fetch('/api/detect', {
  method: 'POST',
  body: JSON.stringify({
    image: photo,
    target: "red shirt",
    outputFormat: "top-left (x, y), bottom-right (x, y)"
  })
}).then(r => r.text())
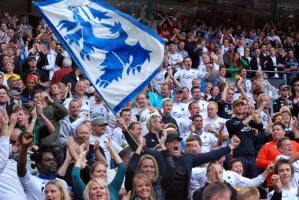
top-left (256, 140), bottom-right (299, 186)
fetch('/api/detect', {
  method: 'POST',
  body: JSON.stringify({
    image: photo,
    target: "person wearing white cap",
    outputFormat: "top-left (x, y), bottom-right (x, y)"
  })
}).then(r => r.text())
top-left (89, 117), bottom-right (122, 169)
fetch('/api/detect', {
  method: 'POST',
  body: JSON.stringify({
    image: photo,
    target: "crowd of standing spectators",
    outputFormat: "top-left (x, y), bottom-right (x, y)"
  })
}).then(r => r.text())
top-left (0, 3), bottom-right (299, 200)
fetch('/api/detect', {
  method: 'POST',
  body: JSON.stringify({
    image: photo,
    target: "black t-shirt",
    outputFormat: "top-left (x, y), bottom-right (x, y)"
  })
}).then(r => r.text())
top-left (144, 132), bottom-right (160, 148)
top-left (273, 96), bottom-right (293, 113)
top-left (218, 101), bottom-right (232, 119)
top-left (165, 158), bottom-right (188, 200)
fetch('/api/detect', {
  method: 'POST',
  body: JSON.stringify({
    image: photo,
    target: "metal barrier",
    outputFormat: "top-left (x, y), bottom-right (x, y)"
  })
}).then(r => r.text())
top-left (226, 69), bottom-right (288, 88)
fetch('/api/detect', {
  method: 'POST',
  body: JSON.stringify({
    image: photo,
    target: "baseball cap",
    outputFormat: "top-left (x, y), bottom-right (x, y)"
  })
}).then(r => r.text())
top-left (173, 87), bottom-right (183, 94)
top-left (91, 117), bottom-right (108, 126)
top-left (165, 129), bottom-right (182, 143)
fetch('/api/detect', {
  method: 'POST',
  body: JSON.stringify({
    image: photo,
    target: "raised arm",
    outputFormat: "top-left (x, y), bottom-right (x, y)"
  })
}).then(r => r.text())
top-left (107, 137), bottom-right (122, 165)
top-left (57, 145), bottom-right (73, 177)
top-left (0, 110), bottom-right (10, 174)
top-left (94, 139), bottom-right (107, 164)
top-left (107, 137), bottom-right (127, 195)
top-left (71, 144), bottom-right (88, 200)
top-left (36, 101), bottom-right (55, 133)
top-left (117, 117), bottom-right (138, 151)
top-left (230, 163), bottom-right (273, 187)
top-left (17, 132), bottom-right (33, 177)
top-left (192, 135), bottom-right (240, 167)
top-left (221, 83), bottom-right (228, 102)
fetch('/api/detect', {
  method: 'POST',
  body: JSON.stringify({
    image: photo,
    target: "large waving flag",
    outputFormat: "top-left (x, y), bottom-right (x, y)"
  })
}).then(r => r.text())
top-left (34, 0), bottom-right (164, 114)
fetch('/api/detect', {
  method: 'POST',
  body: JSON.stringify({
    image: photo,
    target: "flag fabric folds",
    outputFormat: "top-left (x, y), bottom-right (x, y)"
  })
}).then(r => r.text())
top-left (34, 0), bottom-right (165, 114)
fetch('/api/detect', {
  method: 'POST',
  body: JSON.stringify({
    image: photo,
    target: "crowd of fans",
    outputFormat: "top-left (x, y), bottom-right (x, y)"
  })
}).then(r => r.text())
top-left (0, 3), bottom-right (299, 200)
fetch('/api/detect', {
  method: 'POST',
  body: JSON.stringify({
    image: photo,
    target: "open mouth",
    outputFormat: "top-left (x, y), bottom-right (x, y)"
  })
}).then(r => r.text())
top-left (96, 194), bottom-right (104, 199)
top-left (173, 146), bottom-right (180, 153)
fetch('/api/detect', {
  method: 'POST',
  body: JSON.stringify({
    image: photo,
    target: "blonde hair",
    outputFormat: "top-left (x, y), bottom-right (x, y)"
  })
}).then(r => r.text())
top-left (256, 93), bottom-right (269, 108)
top-left (237, 187), bottom-right (260, 200)
top-left (84, 178), bottom-right (110, 200)
top-left (146, 113), bottom-right (162, 130)
top-left (45, 180), bottom-right (71, 200)
top-left (136, 154), bottom-right (159, 182)
top-left (131, 174), bottom-right (156, 200)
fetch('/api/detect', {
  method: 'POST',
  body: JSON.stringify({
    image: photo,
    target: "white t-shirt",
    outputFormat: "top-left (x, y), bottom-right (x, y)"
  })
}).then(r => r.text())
top-left (197, 100), bottom-right (209, 119)
top-left (168, 52), bottom-right (183, 66)
top-left (0, 136), bottom-right (26, 200)
top-left (185, 131), bottom-right (218, 153)
top-left (174, 68), bottom-right (199, 90)
top-left (112, 127), bottom-right (127, 147)
top-left (268, 187), bottom-right (298, 200)
top-left (189, 167), bottom-right (207, 200)
top-left (171, 102), bottom-right (190, 126)
top-left (224, 170), bottom-right (265, 188)
top-left (203, 117), bottom-right (228, 137)
top-left (267, 35), bottom-right (281, 44)
top-left (179, 118), bottom-right (192, 139)
top-left (152, 69), bottom-right (167, 94)
top-left (90, 134), bottom-right (123, 169)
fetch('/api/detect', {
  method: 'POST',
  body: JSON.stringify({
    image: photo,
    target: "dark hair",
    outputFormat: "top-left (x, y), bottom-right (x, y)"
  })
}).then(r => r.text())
top-left (252, 89), bottom-right (264, 96)
top-left (192, 114), bottom-right (203, 122)
top-left (272, 122), bottom-right (286, 130)
top-left (119, 109), bottom-right (131, 116)
top-left (228, 158), bottom-right (243, 170)
top-left (128, 121), bottom-right (141, 131)
top-left (186, 135), bottom-right (202, 146)
top-left (0, 84), bottom-right (8, 94)
top-left (30, 145), bottom-right (55, 169)
top-left (274, 159), bottom-right (294, 176)
top-left (188, 101), bottom-right (198, 111)
top-left (118, 147), bottom-right (133, 160)
top-left (191, 86), bottom-right (201, 93)
top-left (276, 137), bottom-right (290, 149)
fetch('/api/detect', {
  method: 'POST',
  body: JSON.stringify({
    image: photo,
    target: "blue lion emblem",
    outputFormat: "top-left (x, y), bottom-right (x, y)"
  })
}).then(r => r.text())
top-left (58, 2), bottom-right (151, 88)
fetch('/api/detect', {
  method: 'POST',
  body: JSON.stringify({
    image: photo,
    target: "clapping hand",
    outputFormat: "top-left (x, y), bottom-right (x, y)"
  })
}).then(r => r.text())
top-left (116, 117), bottom-right (127, 131)
top-left (21, 132), bottom-right (33, 147)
